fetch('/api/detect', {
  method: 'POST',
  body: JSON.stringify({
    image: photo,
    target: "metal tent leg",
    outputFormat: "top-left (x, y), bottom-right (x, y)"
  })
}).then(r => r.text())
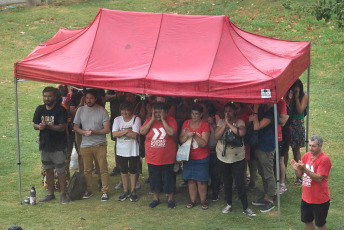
top-left (274, 104), bottom-right (280, 221)
top-left (14, 77), bottom-right (22, 204)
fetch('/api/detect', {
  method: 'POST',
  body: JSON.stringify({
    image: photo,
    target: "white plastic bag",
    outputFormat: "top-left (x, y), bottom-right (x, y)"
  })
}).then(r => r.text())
top-left (176, 138), bottom-right (192, 162)
top-left (69, 148), bottom-right (79, 170)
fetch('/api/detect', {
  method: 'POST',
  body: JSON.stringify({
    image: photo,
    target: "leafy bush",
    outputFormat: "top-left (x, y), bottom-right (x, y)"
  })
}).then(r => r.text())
top-left (284, 0), bottom-right (344, 28)
top-left (312, 0), bottom-right (344, 27)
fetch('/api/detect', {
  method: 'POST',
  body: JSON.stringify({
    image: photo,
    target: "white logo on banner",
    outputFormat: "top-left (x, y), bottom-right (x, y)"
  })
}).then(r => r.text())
top-left (261, 89), bottom-right (271, 98)
top-left (151, 128), bottom-right (167, 148)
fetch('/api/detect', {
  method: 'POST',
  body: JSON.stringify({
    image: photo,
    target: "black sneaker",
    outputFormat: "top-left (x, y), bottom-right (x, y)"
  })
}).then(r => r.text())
top-left (168, 200), bottom-right (176, 209)
top-left (260, 201), bottom-right (275, 213)
top-left (60, 193), bottom-right (69, 204)
top-left (211, 193), bottom-right (219, 202)
top-left (248, 181), bottom-right (256, 191)
top-left (39, 194), bottom-right (56, 203)
top-left (243, 208), bottom-right (256, 216)
top-left (82, 191), bottom-right (93, 199)
top-left (118, 191), bottom-right (129, 201)
top-left (149, 199), bottom-right (160, 208)
top-left (129, 191), bottom-right (138, 202)
top-left (101, 193), bottom-right (109, 202)
top-left (252, 197), bottom-right (269, 206)
top-left (110, 167), bottom-right (120, 176)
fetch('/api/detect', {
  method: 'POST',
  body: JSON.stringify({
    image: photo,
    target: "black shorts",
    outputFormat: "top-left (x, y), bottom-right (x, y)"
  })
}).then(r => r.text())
top-left (278, 141), bottom-right (284, 157)
top-left (148, 163), bottom-right (176, 194)
top-left (301, 199), bottom-right (330, 227)
top-left (118, 156), bottom-right (139, 174)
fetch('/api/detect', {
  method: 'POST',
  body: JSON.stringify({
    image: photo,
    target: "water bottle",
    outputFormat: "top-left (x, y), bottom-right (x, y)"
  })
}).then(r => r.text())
top-left (30, 186), bottom-right (36, 205)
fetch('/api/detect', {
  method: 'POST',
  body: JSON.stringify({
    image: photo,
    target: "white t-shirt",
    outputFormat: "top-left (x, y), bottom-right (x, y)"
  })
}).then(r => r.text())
top-left (112, 116), bottom-right (141, 157)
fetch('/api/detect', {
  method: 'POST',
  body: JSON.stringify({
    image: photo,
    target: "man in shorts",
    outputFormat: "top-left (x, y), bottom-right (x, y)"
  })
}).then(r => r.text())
top-left (291, 135), bottom-right (331, 230)
top-left (33, 87), bottom-right (68, 204)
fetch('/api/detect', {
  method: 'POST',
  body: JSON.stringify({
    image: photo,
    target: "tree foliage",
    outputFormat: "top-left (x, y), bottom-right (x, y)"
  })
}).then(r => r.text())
top-left (312, 0), bottom-right (344, 27)
top-left (283, 0), bottom-right (344, 28)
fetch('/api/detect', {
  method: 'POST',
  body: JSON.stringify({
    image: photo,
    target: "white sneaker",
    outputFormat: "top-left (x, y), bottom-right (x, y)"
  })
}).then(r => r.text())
top-left (115, 181), bottom-right (123, 190)
top-left (222, 204), bottom-right (232, 214)
top-left (135, 181), bottom-right (141, 189)
top-left (280, 185), bottom-right (287, 194)
top-left (101, 193), bottom-right (109, 202)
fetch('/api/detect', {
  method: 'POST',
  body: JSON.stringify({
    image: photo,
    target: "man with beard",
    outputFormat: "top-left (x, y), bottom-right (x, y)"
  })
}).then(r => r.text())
top-left (33, 87), bottom-right (68, 204)
top-left (74, 89), bottom-right (110, 201)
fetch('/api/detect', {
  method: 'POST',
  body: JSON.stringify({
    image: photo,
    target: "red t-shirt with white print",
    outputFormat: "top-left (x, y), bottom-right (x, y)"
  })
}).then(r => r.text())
top-left (301, 152), bottom-right (331, 204)
top-left (143, 115), bottom-right (178, 165)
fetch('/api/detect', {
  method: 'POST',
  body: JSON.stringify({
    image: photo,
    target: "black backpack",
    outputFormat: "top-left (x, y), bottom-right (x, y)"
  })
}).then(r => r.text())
top-left (66, 172), bottom-right (86, 201)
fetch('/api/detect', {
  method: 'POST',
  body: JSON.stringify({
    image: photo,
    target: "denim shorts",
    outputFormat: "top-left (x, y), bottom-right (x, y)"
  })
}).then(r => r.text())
top-left (182, 157), bottom-right (209, 182)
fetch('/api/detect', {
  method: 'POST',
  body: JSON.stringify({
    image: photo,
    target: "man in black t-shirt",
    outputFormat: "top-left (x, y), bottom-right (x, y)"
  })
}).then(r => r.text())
top-left (33, 87), bottom-right (68, 204)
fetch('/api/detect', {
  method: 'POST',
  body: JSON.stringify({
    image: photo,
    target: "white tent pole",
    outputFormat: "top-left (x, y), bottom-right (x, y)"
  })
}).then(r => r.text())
top-left (14, 77), bottom-right (22, 204)
top-left (274, 104), bottom-right (280, 221)
top-left (305, 66), bottom-right (310, 152)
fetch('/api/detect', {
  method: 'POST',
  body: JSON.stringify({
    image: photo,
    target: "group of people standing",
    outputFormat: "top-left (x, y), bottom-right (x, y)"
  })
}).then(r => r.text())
top-left (33, 79), bottom-right (331, 228)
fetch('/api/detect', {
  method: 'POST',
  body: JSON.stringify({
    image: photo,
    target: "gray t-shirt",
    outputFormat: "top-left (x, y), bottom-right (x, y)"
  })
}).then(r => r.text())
top-left (74, 105), bottom-right (109, 148)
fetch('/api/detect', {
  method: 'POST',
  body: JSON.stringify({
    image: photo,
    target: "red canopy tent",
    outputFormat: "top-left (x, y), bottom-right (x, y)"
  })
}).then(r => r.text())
top-left (14, 9), bottom-right (311, 219)
top-left (15, 8), bottom-right (310, 103)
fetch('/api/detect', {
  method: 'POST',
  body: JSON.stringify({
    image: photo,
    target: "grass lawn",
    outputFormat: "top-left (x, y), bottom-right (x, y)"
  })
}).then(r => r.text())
top-left (0, 0), bottom-right (343, 229)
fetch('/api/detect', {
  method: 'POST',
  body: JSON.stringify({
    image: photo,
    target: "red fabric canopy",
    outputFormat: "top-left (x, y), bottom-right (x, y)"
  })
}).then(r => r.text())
top-left (15, 8), bottom-right (310, 103)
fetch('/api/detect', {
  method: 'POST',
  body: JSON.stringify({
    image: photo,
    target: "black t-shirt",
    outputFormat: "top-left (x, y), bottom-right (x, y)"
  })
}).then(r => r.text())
top-left (106, 90), bottom-right (125, 123)
top-left (282, 103), bottom-right (292, 141)
top-left (33, 104), bottom-right (68, 152)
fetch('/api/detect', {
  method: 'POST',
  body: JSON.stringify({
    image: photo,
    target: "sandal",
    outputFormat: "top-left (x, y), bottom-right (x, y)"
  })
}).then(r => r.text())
top-left (186, 202), bottom-right (196, 209)
top-left (201, 202), bottom-right (209, 210)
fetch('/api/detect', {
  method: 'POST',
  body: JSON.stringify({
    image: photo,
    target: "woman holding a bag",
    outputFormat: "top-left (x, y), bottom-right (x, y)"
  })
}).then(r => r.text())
top-left (180, 103), bottom-right (210, 210)
top-left (215, 103), bottom-right (256, 216)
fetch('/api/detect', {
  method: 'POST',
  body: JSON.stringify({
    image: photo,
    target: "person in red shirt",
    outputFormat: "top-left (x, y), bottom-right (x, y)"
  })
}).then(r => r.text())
top-left (291, 135), bottom-right (331, 230)
top-left (180, 103), bottom-right (211, 210)
top-left (140, 102), bottom-right (178, 209)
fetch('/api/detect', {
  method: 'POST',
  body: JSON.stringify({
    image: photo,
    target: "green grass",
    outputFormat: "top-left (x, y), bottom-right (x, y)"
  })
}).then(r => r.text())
top-left (0, 0), bottom-right (343, 229)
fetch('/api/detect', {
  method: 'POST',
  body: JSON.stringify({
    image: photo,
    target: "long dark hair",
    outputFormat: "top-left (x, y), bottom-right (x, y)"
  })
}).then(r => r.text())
top-left (292, 79), bottom-right (305, 103)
